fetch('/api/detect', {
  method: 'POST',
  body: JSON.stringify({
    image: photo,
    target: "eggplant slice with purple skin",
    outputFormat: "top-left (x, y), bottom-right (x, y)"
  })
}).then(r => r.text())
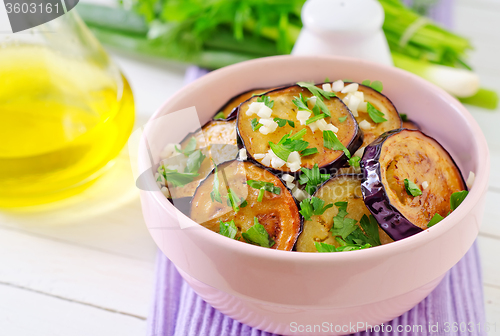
top-left (402, 119), bottom-right (421, 130)
top-left (360, 129), bottom-right (467, 240)
top-left (214, 88), bottom-right (273, 120)
top-left (190, 160), bottom-right (302, 250)
top-left (337, 83), bottom-right (402, 147)
top-left (237, 85), bottom-right (362, 174)
top-left (164, 120), bottom-right (238, 199)
top-left (296, 174), bottom-right (392, 252)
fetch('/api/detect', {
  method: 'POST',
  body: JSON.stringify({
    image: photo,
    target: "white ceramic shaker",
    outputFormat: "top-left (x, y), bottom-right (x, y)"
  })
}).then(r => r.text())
top-left (292, 0), bottom-right (393, 66)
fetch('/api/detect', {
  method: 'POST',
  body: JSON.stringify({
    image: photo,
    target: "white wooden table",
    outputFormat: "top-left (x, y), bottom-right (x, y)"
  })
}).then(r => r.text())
top-left (0, 0), bottom-right (499, 334)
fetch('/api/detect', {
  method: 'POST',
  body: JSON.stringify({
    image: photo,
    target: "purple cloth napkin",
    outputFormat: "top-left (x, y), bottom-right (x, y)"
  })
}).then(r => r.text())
top-left (147, 66), bottom-right (487, 336)
top-left (148, 242), bottom-right (486, 336)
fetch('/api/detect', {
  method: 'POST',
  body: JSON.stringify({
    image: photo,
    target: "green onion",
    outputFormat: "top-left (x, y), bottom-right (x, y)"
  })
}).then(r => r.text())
top-left (79, 1), bottom-right (497, 108)
top-left (459, 89), bottom-right (499, 110)
top-left (392, 52), bottom-right (479, 98)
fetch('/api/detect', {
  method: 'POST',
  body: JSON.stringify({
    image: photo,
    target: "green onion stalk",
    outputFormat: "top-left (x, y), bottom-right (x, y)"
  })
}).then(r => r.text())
top-left (77, 0), bottom-right (497, 109)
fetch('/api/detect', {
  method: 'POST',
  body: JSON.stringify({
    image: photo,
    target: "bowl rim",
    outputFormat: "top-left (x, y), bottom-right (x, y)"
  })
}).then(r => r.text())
top-left (141, 54), bottom-right (490, 263)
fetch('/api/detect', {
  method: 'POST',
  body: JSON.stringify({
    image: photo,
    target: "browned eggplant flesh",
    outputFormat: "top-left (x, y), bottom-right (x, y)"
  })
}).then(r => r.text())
top-left (190, 160), bottom-right (302, 250)
top-left (336, 83), bottom-right (402, 146)
top-left (237, 85), bottom-right (362, 173)
top-left (160, 120), bottom-right (238, 199)
top-left (296, 174), bottom-right (392, 252)
top-left (361, 129), bottom-right (466, 238)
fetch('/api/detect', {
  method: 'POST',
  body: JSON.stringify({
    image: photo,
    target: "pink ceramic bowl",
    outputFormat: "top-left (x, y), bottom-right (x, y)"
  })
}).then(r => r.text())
top-left (138, 55), bottom-right (489, 335)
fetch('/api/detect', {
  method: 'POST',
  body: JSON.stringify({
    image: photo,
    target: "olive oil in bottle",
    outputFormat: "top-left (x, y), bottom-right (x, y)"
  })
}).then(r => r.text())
top-left (0, 45), bottom-right (135, 207)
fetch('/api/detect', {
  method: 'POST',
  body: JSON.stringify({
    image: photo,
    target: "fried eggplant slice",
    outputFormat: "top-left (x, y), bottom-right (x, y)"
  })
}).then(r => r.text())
top-left (402, 119), bottom-right (421, 130)
top-left (296, 174), bottom-right (392, 252)
top-left (214, 88), bottom-right (272, 120)
top-left (361, 129), bottom-right (466, 240)
top-left (237, 85), bottom-right (362, 174)
top-left (337, 83), bottom-right (402, 146)
top-left (190, 160), bottom-right (301, 250)
top-left (165, 120), bottom-right (238, 199)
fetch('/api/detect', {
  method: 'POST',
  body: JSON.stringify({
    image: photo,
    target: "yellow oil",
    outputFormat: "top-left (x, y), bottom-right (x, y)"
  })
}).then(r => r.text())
top-left (0, 45), bottom-right (135, 207)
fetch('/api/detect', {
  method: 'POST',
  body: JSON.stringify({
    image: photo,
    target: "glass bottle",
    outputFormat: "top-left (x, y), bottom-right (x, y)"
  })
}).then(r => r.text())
top-left (0, 11), bottom-right (135, 207)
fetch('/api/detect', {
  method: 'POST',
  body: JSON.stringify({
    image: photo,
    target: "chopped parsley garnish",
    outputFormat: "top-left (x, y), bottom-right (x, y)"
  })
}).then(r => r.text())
top-left (300, 147), bottom-right (318, 157)
top-left (297, 81), bottom-right (336, 100)
top-left (307, 194), bottom-right (380, 251)
top-left (358, 214), bottom-right (381, 246)
top-left (299, 197), bottom-right (333, 221)
top-left (242, 217), bottom-right (275, 248)
top-left (314, 242), bottom-right (336, 253)
top-left (404, 179), bottom-right (422, 197)
top-left (305, 113), bottom-right (327, 125)
top-left (160, 168), bottom-right (198, 187)
top-left (324, 77), bottom-right (330, 82)
top-left (314, 240), bottom-right (371, 253)
top-left (348, 156), bottom-right (361, 168)
top-left (209, 161), bottom-right (247, 210)
top-left (175, 137), bottom-right (197, 156)
top-left (311, 102), bottom-right (321, 116)
top-left (450, 190), bottom-right (468, 211)
top-left (426, 190), bottom-right (467, 227)
top-left (219, 219), bottom-right (238, 239)
top-left (274, 117), bottom-right (295, 128)
top-left (256, 95), bottom-right (274, 109)
top-left (335, 237), bottom-right (372, 251)
top-left (251, 118), bottom-right (262, 131)
top-left (226, 187), bottom-right (247, 212)
top-left (210, 161), bottom-right (222, 203)
top-left (427, 213), bottom-right (444, 228)
top-left (292, 93), bottom-right (311, 112)
top-left (269, 129), bottom-right (309, 161)
top-left (330, 202), bottom-right (358, 239)
top-left (328, 203), bottom-right (381, 249)
top-left (361, 79), bottom-right (383, 92)
top-left (400, 113), bottom-right (408, 122)
top-left (185, 150), bottom-right (206, 174)
top-left (323, 130), bottom-right (351, 158)
top-left (213, 111), bottom-right (225, 120)
top-left (338, 116), bottom-right (348, 123)
top-left (367, 102), bottom-right (387, 124)
top-left (298, 164), bottom-right (330, 195)
top-left (247, 180), bottom-right (281, 202)
top-left (296, 82), bottom-right (335, 117)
